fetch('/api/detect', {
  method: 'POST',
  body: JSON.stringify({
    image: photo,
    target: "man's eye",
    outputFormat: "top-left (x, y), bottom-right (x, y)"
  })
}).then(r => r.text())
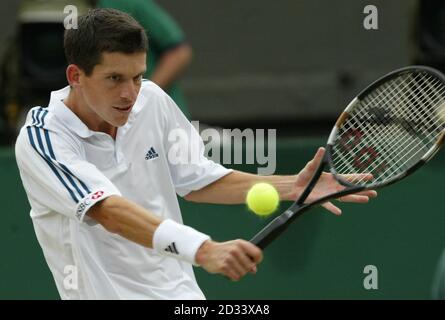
top-left (109, 75), bottom-right (120, 81)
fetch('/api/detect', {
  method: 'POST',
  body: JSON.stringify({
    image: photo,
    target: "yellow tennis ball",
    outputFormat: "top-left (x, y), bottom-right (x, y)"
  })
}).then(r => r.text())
top-left (246, 183), bottom-right (280, 216)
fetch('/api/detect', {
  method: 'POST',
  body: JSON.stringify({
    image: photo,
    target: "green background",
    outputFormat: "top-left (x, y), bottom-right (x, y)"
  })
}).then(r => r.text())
top-left (1, 138), bottom-right (445, 299)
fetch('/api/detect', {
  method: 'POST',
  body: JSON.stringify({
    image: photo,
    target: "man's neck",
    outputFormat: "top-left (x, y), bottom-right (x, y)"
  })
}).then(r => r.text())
top-left (63, 89), bottom-right (117, 139)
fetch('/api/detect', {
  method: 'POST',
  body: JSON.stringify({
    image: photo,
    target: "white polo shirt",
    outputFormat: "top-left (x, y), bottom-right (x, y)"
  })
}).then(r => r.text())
top-left (15, 81), bottom-right (232, 300)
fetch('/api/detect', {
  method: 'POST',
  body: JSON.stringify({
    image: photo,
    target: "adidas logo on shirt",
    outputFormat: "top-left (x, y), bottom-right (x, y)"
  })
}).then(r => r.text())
top-left (145, 147), bottom-right (159, 160)
top-left (164, 242), bottom-right (179, 255)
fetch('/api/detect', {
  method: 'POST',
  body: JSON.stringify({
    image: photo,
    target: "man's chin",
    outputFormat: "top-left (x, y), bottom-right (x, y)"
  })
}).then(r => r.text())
top-left (113, 119), bottom-right (129, 127)
top-left (108, 115), bottom-right (129, 128)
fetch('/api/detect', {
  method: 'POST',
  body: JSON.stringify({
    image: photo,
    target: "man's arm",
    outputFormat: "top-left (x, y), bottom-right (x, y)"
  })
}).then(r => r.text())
top-left (88, 195), bottom-right (162, 247)
top-left (150, 43), bottom-right (192, 90)
top-left (88, 195), bottom-right (262, 281)
top-left (184, 148), bottom-right (378, 215)
top-left (184, 170), bottom-right (297, 204)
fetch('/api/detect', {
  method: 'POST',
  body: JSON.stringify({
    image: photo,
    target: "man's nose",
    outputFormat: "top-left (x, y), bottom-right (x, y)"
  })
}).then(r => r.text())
top-left (120, 81), bottom-right (138, 102)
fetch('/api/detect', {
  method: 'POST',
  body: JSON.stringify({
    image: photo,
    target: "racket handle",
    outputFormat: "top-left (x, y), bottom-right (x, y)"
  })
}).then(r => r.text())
top-left (250, 210), bottom-right (294, 249)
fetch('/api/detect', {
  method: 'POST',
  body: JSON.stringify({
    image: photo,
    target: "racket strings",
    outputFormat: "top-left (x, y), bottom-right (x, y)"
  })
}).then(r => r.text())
top-left (335, 75), bottom-right (423, 175)
top-left (360, 73), bottom-right (442, 142)
top-left (349, 75), bottom-right (445, 182)
top-left (347, 75), bottom-right (444, 178)
top-left (351, 75), bottom-right (445, 182)
top-left (363, 75), bottom-right (445, 173)
top-left (364, 79), bottom-right (445, 179)
top-left (333, 74), bottom-right (431, 177)
top-left (332, 71), bottom-right (445, 186)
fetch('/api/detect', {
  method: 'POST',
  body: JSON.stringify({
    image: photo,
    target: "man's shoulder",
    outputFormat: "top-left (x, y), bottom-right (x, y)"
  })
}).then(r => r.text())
top-left (18, 106), bottom-right (66, 134)
top-left (15, 106), bottom-right (77, 153)
top-left (136, 80), bottom-right (175, 114)
top-left (139, 80), bottom-right (169, 100)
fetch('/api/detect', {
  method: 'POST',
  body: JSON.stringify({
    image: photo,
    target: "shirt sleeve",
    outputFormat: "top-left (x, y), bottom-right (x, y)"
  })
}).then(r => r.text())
top-left (159, 90), bottom-right (233, 197)
top-left (15, 126), bottom-right (121, 225)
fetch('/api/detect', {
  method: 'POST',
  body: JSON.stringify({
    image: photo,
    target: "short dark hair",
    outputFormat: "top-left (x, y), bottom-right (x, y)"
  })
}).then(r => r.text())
top-left (64, 8), bottom-right (148, 76)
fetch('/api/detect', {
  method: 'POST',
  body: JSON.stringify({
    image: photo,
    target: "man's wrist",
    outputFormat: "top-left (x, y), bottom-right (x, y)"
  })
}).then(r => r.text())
top-left (152, 219), bottom-right (210, 266)
top-left (280, 175), bottom-right (298, 201)
top-left (195, 239), bottom-right (213, 267)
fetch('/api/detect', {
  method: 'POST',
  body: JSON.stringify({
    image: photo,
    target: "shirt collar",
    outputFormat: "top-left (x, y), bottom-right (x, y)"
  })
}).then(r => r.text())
top-left (47, 85), bottom-right (145, 138)
top-left (48, 86), bottom-right (95, 138)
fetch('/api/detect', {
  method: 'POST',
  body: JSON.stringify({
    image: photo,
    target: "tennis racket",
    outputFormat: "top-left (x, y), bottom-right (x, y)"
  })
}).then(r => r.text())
top-left (250, 65), bottom-right (445, 249)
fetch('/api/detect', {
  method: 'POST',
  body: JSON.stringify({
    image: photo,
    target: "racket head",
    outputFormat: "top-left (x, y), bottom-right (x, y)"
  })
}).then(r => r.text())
top-left (325, 65), bottom-right (445, 189)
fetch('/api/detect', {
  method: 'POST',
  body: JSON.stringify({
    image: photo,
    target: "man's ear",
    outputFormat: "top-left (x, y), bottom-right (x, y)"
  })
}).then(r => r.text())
top-left (66, 64), bottom-right (82, 87)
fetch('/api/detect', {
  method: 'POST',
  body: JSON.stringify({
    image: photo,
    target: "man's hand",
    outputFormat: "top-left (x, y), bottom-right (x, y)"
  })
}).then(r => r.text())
top-left (289, 147), bottom-right (378, 215)
top-left (195, 240), bottom-right (263, 281)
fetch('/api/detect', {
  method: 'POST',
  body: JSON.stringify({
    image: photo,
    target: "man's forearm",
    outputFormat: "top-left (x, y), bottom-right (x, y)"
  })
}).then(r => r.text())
top-left (87, 195), bottom-right (162, 248)
top-left (184, 171), bottom-right (297, 204)
top-left (150, 44), bottom-right (192, 89)
top-left (87, 195), bottom-right (212, 266)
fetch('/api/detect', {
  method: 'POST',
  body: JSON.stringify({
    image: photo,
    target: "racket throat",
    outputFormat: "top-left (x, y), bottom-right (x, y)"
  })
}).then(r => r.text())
top-left (249, 210), bottom-right (296, 249)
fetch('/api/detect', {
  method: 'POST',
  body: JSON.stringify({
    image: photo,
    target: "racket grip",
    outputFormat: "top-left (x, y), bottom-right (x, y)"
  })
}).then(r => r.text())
top-left (249, 210), bottom-right (293, 249)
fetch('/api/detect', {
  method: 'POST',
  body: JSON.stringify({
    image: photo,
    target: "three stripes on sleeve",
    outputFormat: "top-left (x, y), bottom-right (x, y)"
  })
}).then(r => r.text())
top-left (26, 107), bottom-right (91, 204)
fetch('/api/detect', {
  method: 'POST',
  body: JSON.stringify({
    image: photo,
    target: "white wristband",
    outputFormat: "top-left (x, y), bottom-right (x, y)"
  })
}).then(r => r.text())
top-left (153, 219), bottom-right (210, 266)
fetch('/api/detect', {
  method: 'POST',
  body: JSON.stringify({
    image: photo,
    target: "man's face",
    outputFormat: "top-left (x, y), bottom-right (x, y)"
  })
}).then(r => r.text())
top-left (79, 51), bottom-right (147, 128)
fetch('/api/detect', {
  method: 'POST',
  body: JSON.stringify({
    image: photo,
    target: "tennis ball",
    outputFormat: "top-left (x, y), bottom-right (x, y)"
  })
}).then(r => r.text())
top-left (246, 183), bottom-right (280, 216)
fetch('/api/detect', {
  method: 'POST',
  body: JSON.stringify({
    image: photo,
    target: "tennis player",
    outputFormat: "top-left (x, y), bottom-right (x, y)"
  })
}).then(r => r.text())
top-left (15, 8), bottom-right (377, 299)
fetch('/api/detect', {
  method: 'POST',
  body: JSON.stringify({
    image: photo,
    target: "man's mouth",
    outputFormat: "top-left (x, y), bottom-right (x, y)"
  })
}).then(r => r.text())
top-left (113, 105), bottom-right (133, 113)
